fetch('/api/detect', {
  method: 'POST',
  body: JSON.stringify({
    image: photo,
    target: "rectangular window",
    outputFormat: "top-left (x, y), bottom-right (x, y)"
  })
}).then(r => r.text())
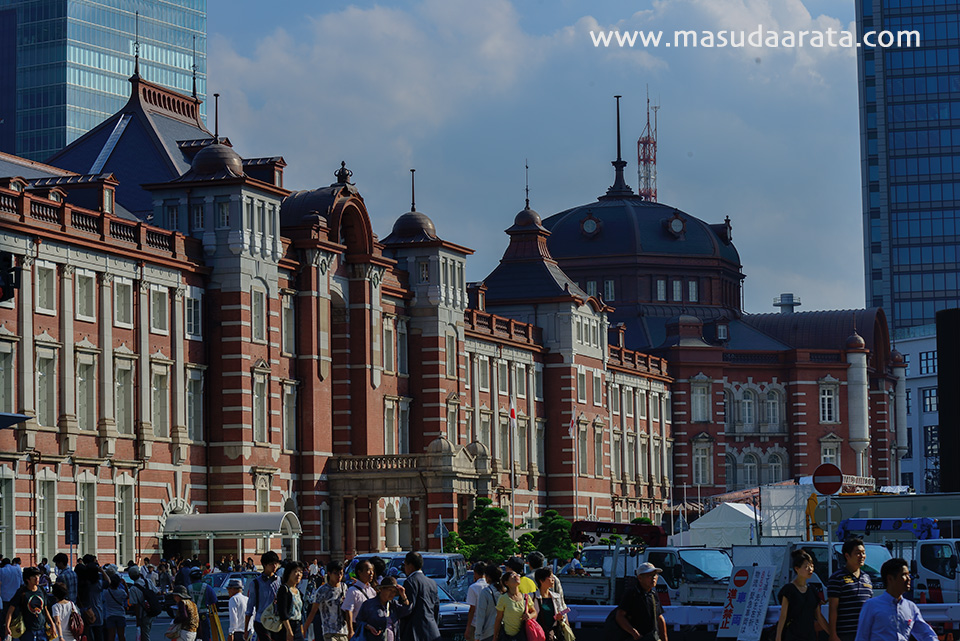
top-left (187, 372), bottom-right (203, 442)
top-left (905, 427), bottom-right (913, 459)
top-left (536, 420), bottom-right (546, 471)
top-left (447, 405), bottom-right (458, 443)
top-left (498, 361), bottom-right (509, 395)
top-left (78, 482), bottom-right (96, 555)
top-left (282, 385), bottom-right (296, 450)
top-left (114, 278), bottom-right (133, 327)
top-left (35, 263), bottom-right (56, 314)
top-left (656, 279), bottom-right (666, 301)
top-left (217, 201), bottom-right (230, 228)
top-left (820, 387), bottom-right (837, 422)
top-left (398, 403), bottom-right (410, 454)
top-left (282, 294), bottom-right (295, 355)
top-left (397, 323), bottom-right (408, 374)
top-left (419, 262), bottom-right (430, 283)
top-left (253, 374), bottom-right (267, 442)
top-left (319, 506), bottom-right (331, 553)
top-left (446, 334), bottom-right (457, 379)
top-left (586, 281), bottom-right (597, 296)
top-left (672, 280), bottom-right (683, 302)
top-left (593, 372), bottom-right (602, 406)
top-left (103, 189), bottom-right (113, 215)
top-left (610, 385), bottom-right (620, 414)
top-left (478, 357), bottom-right (490, 391)
top-left (383, 321), bottom-right (395, 372)
top-left (577, 370), bottom-right (587, 403)
top-left (612, 434), bottom-right (621, 479)
top-left (654, 440), bottom-right (662, 479)
top-left (922, 388), bottom-right (939, 413)
top-left (115, 363), bottom-right (134, 435)
top-left (152, 370), bottom-right (169, 438)
top-left (77, 360), bottom-right (96, 430)
top-left (38, 480), bottom-right (57, 560)
top-left (186, 294), bottom-right (202, 339)
top-left (518, 419), bottom-right (528, 471)
top-left (693, 446), bottom-right (710, 485)
top-left (650, 392), bottom-right (660, 421)
top-left (692, 386), bottom-right (709, 422)
top-left (117, 485), bottom-right (134, 565)
top-left (499, 418), bottom-right (510, 468)
top-left (252, 290), bottom-right (266, 342)
top-left (166, 203), bottom-right (179, 230)
top-left (191, 202), bottom-right (204, 231)
top-left (76, 272), bottom-right (96, 321)
top-left (576, 317), bottom-right (583, 344)
top-left (906, 389), bottom-right (912, 415)
top-left (594, 430), bottom-right (604, 476)
top-left (516, 365), bottom-right (527, 398)
top-left (0, 348), bottom-right (13, 413)
top-left (150, 286), bottom-right (168, 334)
top-left (384, 401), bottom-right (396, 455)
top-left (638, 390), bottom-right (648, 419)
top-left (924, 425), bottom-right (940, 458)
top-left (534, 368), bottom-right (543, 400)
top-left (604, 279), bottom-right (615, 301)
top-left (640, 439), bottom-right (649, 479)
top-left (624, 388), bottom-right (634, 417)
top-left (627, 435), bottom-right (637, 480)
top-left (688, 280), bottom-right (699, 302)
top-left (0, 477), bottom-right (12, 558)
top-left (822, 444), bottom-right (838, 465)
top-left (37, 351), bottom-right (56, 428)
top-left (480, 413), bottom-right (492, 453)
top-left (920, 351), bottom-right (938, 375)
top-left (578, 428), bottom-right (588, 475)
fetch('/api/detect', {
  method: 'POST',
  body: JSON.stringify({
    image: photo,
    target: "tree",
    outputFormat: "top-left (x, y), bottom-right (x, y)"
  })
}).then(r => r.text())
top-left (443, 531), bottom-right (477, 560)
top-left (517, 532), bottom-right (537, 556)
top-left (457, 497), bottom-right (517, 562)
top-left (533, 510), bottom-right (578, 563)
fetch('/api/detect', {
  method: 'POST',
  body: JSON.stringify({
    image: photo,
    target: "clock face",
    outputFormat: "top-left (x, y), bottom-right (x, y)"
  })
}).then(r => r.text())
top-left (670, 218), bottom-right (684, 234)
top-left (582, 218), bottom-right (598, 234)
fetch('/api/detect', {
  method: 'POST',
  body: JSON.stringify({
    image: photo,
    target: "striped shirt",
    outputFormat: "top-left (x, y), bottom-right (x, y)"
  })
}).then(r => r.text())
top-left (828, 567), bottom-right (873, 636)
top-left (57, 567), bottom-right (78, 603)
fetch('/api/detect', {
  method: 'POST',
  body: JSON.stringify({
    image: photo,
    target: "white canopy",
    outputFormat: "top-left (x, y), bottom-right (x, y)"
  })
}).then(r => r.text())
top-left (163, 511), bottom-right (302, 540)
top-left (669, 502), bottom-right (761, 547)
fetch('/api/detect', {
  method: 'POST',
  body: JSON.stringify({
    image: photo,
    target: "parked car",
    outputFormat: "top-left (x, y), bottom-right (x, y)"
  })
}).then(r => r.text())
top-left (387, 553), bottom-right (468, 600)
top-left (397, 579), bottom-right (469, 641)
top-left (202, 571), bottom-right (260, 607)
top-left (344, 553), bottom-right (406, 578)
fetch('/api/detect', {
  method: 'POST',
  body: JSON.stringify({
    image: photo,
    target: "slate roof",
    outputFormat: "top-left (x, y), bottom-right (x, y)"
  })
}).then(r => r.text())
top-left (0, 151), bottom-right (76, 180)
top-left (741, 308), bottom-right (885, 352)
top-left (46, 74), bottom-right (213, 219)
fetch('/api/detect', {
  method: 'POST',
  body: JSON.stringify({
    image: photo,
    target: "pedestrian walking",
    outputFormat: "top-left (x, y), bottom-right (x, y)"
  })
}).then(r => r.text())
top-left (530, 569), bottom-right (565, 641)
top-left (340, 561), bottom-right (375, 640)
top-left (492, 572), bottom-right (533, 641)
top-left (471, 565), bottom-right (502, 641)
top-left (51, 583), bottom-right (81, 641)
top-left (354, 577), bottom-right (409, 641)
top-left (525, 554), bottom-right (563, 607)
top-left (464, 564), bottom-right (488, 641)
top-left (78, 556), bottom-right (107, 641)
top-left (245, 551), bottom-right (282, 641)
top-left (775, 550), bottom-right (827, 641)
top-left (276, 562), bottom-right (306, 641)
top-left (187, 568), bottom-right (218, 641)
top-left (52, 556), bottom-right (77, 605)
top-left (855, 558), bottom-right (936, 641)
top-left (304, 561), bottom-right (349, 641)
top-left (827, 539), bottom-right (872, 641)
top-left (4, 566), bottom-right (59, 641)
top-left (226, 579), bottom-right (251, 641)
top-left (0, 558), bottom-right (23, 614)
top-left (127, 567), bottom-right (158, 641)
top-left (102, 573), bottom-right (128, 641)
top-left (170, 586), bottom-right (200, 641)
top-left (503, 561), bottom-right (534, 597)
top-left (398, 553), bottom-right (440, 641)
top-left (603, 563), bottom-right (667, 641)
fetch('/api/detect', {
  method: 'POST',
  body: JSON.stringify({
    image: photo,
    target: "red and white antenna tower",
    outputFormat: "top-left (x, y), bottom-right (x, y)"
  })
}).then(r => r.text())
top-left (637, 88), bottom-right (659, 202)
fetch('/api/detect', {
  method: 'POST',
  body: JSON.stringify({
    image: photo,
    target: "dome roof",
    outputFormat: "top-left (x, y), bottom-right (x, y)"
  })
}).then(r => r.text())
top-left (381, 209), bottom-right (438, 244)
top-left (846, 331), bottom-right (866, 350)
top-left (426, 437), bottom-right (456, 454)
top-left (891, 348), bottom-right (905, 365)
top-left (191, 142), bottom-right (243, 177)
top-left (513, 204), bottom-right (543, 228)
top-left (541, 195), bottom-right (740, 265)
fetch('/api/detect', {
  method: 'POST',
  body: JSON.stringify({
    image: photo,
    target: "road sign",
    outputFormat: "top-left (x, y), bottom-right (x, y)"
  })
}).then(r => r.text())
top-left (65, 510), bottom-right (80, 545)
top-left (814, 498), bottom-right (842, 527)
top-left (732, 568), bottom-right (749, 588)
top-left (717, 566), bottom-right (775, 640)
top-left (813, 463), bottom-right (843, 495)
top-left (434, 521), bottom-right (449, 539)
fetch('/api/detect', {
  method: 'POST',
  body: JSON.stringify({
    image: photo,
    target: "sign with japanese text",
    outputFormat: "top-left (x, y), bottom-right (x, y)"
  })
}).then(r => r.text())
top-left (716, 565), bottom-right (775, 640)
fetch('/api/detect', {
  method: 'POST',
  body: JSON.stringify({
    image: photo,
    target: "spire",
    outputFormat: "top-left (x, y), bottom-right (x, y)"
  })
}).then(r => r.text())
top-left (604, 95), bottom-right (634, 198)
top-left (133, 11), bottom-right (140, 77)
top-left (213, 93), bottom-right (220, 141)
top-left (410, 168), bottom-right (416, 212)
top-left (524, 159), bottom-right (530, 209)
top-left (192, 36), bottom-right (198, 98)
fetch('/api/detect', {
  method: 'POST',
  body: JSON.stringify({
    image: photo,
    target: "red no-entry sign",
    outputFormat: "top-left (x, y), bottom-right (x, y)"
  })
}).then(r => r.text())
top-left (733, 568), bottom-right (749, 588)
top-left (813, 463), bottom-right (843, 495)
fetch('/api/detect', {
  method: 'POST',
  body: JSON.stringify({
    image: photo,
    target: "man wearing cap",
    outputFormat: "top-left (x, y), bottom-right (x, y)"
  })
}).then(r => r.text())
top-left (128, 567), bottom-right (157, 641)
top-left (226, 579), bottom-right (251, 641)
top-left (171, 586), bottom-right (200, 641)
top-left (187, 568), bottom-right (218, 641)
top-left (604, 563), bottom-right (667, 641)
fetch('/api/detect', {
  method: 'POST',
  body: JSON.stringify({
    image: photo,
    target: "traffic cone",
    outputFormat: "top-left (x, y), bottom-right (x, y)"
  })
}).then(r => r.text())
top-left (919, 591), bottom-right (927, 604)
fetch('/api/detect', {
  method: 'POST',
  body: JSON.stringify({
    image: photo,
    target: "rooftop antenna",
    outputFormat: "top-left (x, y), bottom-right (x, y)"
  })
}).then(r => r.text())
top-left (604, 95), bottom-right (633, 197)
top-left (525, 159), bottom-right (530, 209)
top-left (410, 168), bottom-right (416, 212)
top-left (192, 36), bottom-right (198, 98)
top-left (213, 93), bottom-right (219, 141)
top-left (637, 85), bottom-right (660, 202)
top-left (133, 11), bottom-right (140, 76)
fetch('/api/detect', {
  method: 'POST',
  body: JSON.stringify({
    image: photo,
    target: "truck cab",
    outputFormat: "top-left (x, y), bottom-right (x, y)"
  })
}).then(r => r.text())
top-left (913, 539), bottom-right (960, 603)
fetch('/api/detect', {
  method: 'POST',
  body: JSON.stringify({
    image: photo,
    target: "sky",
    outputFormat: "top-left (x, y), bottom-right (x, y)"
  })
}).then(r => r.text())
top-left (206, 0), bottom-right (865, 315)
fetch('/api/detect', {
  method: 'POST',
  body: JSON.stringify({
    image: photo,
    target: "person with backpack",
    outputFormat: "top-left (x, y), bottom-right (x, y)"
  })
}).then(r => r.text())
top-left (472, 565), bottom-right (503, 641)
top-left (51, 583), bottom-right (83, 641)
top-left (4, 566), bottom-right (59, 641)
top-left (187, 569), bottom-right (218, 641)
top-left (245, 551), bottom-right (282, 641)
top-left (127, 567), bottom-right (160, 641)
top-left (102, 574), bottom-right (128, 641)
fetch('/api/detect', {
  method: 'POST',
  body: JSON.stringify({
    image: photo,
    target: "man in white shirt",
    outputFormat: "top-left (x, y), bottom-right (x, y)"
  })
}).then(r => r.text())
top-left (464, 563), bottom-right (488, 641)
top-left (227, 579), bottom-right (252, 641)
top-left (340, 561), bottom-right (376, 639)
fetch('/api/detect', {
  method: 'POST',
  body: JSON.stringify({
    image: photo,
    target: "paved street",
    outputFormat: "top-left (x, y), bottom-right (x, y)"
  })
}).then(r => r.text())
top-left (119, 613), bottom-right (236, 641)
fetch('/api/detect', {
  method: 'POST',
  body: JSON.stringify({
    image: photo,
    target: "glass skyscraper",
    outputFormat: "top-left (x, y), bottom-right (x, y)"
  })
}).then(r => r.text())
top-left (0, 0), bottom-right (205, 162)
top-left (857, 0), bottom-right (960, 329)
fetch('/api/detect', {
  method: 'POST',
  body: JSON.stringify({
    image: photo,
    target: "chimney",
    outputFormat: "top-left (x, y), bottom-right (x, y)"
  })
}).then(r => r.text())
top-left (773, 293), bottom-right (801, 314)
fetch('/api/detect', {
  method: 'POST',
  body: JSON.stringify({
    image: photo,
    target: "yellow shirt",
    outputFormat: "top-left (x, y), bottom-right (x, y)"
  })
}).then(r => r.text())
top-left (518, 576), bottom-right (537, 595)
top-left (496, 593), bottom-right (532, 636)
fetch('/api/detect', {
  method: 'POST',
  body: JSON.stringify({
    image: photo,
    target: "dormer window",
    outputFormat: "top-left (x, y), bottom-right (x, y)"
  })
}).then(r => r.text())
top-left (274, 168), bottom-right (283, 187)
top-left (102, 189), bottom-right (113, 214)
top-left (717, 323), bottom-right (728, 341)
top-left (9, 181), bottom-right (24, 193)
top-left (49, 191), bottom-right (62, 203)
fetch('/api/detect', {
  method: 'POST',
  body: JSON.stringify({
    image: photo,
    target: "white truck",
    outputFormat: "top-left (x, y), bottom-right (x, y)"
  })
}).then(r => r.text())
top-left (731, 540), bottom-right (891, 602)
top-left (563, 543), bottom-right (733, 605)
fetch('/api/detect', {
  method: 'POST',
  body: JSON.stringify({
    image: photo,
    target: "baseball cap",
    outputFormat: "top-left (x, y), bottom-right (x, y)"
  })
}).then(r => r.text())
top-left (635, 562), bottom-right (662, 575)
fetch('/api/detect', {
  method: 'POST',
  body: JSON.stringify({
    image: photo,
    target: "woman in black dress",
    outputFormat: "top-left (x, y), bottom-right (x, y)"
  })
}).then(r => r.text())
top-left (775, 550), bottom-right (827, 641)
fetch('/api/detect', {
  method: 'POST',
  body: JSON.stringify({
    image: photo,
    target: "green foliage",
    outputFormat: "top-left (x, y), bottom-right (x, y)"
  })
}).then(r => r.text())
top-left (456, 497), bottom-right (517, 562)
top-left (517, 532), bottom-right (537, 555)
top-left (443, 531), bottom-right (477, 560)
top-left (629, 516), bottom-right (654, 545)
top-left (533, 510), bottom-right (578, 562)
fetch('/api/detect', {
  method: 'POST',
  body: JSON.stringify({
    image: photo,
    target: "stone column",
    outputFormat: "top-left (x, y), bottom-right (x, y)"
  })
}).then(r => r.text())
top-left (97, 273), bottom-right (117, 457)
top-left (18, 256), bottom-right (37, 449)
top-left (138, 280), bottom-right (153, 459)
top-left (58, 264), bottom-right (78, 431)
top-left (893, 358), bottom-right (908, 476)
top-left (368, 499), bottom-right (381, 553)
top-left (846, 345), bottom-right (870, 476)
top-left (346, 498), bottom-right (357, 557)
top-left (385, 511), bottom-right (400, 552)
top-left (331, 495), bottom-right (344, 559)
top-left (171, 285), bottom-right (188, 464)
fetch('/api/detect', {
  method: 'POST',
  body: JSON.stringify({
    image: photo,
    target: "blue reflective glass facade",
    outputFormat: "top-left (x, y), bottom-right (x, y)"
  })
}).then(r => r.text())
top-left (0, 0), bottom-right (205, 162)
top-left (857, 0), bottom-right (960, 329)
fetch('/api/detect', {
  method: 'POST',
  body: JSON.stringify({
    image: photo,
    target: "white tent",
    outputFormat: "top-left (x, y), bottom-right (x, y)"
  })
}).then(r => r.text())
top-left (668, 502), bottom-right (761, 547)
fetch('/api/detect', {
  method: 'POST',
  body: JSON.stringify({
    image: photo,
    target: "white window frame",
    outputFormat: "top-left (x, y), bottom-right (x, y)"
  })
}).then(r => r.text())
top-left (383, 319), bottom-right (395, 372)
top-left (612, 432), bottom-right (621, 478)
top-left (610, 384), bottom-right (620, 414)
top-left (742, 391), bottom-right (756, 430)
top-left (185, 289), bottom-right (202, 340)
top-left (78, 480), bottom-right (96, 555)
top-left (497, 360), bottom-right (509, 395)
top-left (769, 454), bottom-right (784, 483)
top-left (217, 200), bottom-right (230, 229)
top-left (37, 348), bottom-right (57, 428)
top-left (656, 279), bottom-right (666, 301)
top-left (150, 285), bottom-right (169, 335)
top-left (819, 385), bottom-right (839, 423)
top-left (577, 368), bottom-right (587, 404)
top-left (384, 399), bottom-right (397, 455)
top-left (594, 427), bottom-right (604, 477)
top-left (624, 388), bottom-right (634, 417)
top-left (446, 403), bottom-right (458, 443)
top-left (445, 334), bottom-right (457, 379)
top-left (593, 372), bottom-right (602, 407)
top-left (536, 419), bottom-right (546, 472)
top-left (534, 366), bottom-right (543, 401)
top-left (693, 443), bottom-right (711, 486)
top-left (499, 416), bottom-right (510, 469)
top-left (114, 277), bottom-right (134, 328)
top-left (37, 478), bottom-right (57, 561)
top-left (115, 358), bottom-right (136, 436)
top-left (516, 364), bottom-right (527, 399)
top-left (75, 270), bottom-right (96, 322)
top-left (586, 281), bottom-right (597, 297)
top-left (187, 368), bottom-right (204, 442)
top-left (478, 356), bottom-right (490, 392)
top-left (116, 482), bottom-right (135, 564)
top-left (281, 293), bottom-right (296, 355)
top-left (604, 279), bottom-right (615, 301)
top-left (253, 371), bottom-right (268, 442)
top-left (518, 418), bottom-right (528, 471)
top-left (282, 383), bottom-right (296, 451)
top-left (76, 354), bottom-right (97, 431)
top-left (766, 391), bottom-right (780, 426)
top-left (650, 392), bottom-right (660, 422)
top-left (191, 201), bottom-right (205, 232)
top-left (252, 288), bottom-right (267, 343)
top-left (397, 321), bottom-right (408, 375)
top-left (578, 426), bottom-right (588, 475)
top-left (692, 384), bottom-right (710, 422)
top-left (151, 366), bottom-right (170, 438)
top-left (672, 280), bottom-right (683, 302)
top-left (688, 280), bottom-right (699, 303)
top-left (35, 261), bottom-right (56, 315)
top-left (638, 390), bottom-right (647, 419)
top-left (0, 344), bottom-right (15, 414)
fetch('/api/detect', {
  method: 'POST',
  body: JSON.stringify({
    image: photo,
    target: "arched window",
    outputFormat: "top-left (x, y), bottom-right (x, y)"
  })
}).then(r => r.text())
top-left (725, 454), bottom-right (737, 490)
top-left (724, 391), bottom-right (734, 432)
top-left (769, 454), bottom-right (784, 484)
top-left (742, 391), bottom-right (756, 431)
top-left (766, 391), bottom-right (780, 426)
top-left (743, 454), bottom-right (759, 487)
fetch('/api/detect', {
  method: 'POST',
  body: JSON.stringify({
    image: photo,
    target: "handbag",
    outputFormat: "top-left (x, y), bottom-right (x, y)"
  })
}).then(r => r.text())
top-left (69, 603), bottom-right (86, 638)
top-left (9, 611), bottom-right (25, 639)
top-left (164, 623), bottom-right (182, 639)
top-left (523, 595), bottom-right (546, 641)
top-left (260, 602), bottom-right (283, 634)
top-left (559, 620), bottom-right (575, 641)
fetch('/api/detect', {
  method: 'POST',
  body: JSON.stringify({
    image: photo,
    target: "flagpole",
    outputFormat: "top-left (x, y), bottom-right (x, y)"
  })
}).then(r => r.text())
top-left (569, 412), bottom-right (579, 522)
top-left (511, 399), bottom-right (517, 541)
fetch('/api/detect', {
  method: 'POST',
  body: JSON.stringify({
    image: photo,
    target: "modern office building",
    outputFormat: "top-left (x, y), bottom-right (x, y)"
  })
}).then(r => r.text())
top-left (0, 0), bottom-right (205, 162)
top-left (893, 324), bottom-right (940, 492)
top-left (856, 0), bottom-right (960, 330)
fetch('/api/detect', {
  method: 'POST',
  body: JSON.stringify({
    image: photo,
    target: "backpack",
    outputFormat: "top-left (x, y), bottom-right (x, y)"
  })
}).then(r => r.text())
top-left (139, 583), bottom-right (163, 617)
top-left (69, 603), bottom-right (86, 638)
top-left (254, 576), bottom-right (283, 633)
